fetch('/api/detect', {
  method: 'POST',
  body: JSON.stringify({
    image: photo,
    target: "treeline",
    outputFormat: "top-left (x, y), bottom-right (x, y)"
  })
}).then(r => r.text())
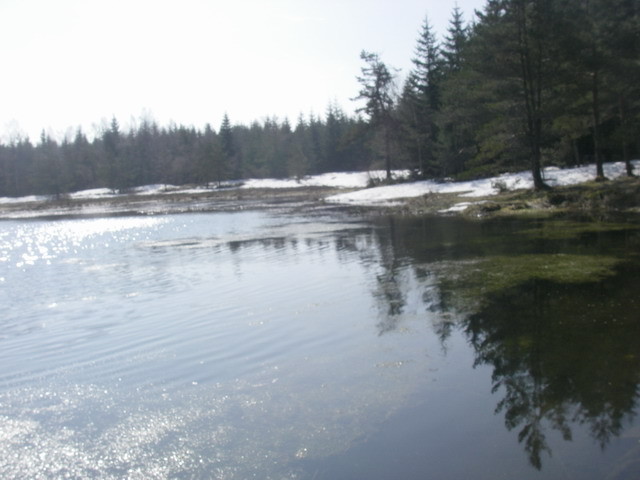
top-left (0, 109), bottom-right (370, 197)
top-left (1, 0), bottom-right (639, 197)
top-left (359, 0), bottom-right (639, 188)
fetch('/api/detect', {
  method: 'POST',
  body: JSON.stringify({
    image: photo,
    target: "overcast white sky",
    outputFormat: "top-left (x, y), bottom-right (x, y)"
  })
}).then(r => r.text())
top-left (0, 0), bottom-right (484, 142)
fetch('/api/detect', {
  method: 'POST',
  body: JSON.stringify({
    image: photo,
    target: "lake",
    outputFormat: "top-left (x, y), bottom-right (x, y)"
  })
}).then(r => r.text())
top-left (1, 207), bottom-right (639, 479)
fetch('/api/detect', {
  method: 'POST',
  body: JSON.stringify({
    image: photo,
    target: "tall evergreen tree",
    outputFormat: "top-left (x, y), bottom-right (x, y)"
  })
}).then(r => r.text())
top-left (576, 0), bottom-right (610, 179)
top-left (69, 128), bottom-right (98, 190)
top-left (354, 50), bottom-right (398, 180)
top-left (132, 117), bottom-right (156, 186)
top-left (288, 115), bottom-right (312, 178)
top-left (436, 6), bottom-right (479, 176)
top-left (609, 0), bottom-right (640, 176)
top-left (220, 113), bottom-right (240, 179)
top-left (553, 0), bottom-right (634, 178)
top-left (199, 124), bottom-right (226, 186)
top-left (472, 0), bottom-right (562, 189)
top-left (401, 14), bottom-right (442, 177)
top-left (102, 117), bottom-right (123, 191)
top-left (442, 5), bottom-right (469, 74)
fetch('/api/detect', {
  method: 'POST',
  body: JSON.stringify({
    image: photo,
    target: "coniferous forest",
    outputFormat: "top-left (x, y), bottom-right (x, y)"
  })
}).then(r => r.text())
top-left (1, 0), bottom-right (638, 198)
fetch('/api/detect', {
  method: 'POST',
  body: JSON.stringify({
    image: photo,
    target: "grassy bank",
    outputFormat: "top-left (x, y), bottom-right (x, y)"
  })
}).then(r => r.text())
top-left (397, 175), bottom-right (640, 219)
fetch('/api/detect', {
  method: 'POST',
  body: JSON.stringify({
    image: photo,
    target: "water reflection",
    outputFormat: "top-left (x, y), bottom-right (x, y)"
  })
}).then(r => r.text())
top-left (465, 274), bottom-right (640, 469)
top-left (2, 211), bottom-right (640, 478)
top-left (382, 214), bottom-right (640, 472)
top-left (370, 218), bottom-right (407, 334)
top-left (182, 211), bottom-right (640, 473)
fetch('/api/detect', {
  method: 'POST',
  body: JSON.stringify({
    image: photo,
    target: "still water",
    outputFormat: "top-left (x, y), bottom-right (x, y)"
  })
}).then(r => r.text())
top-left (1, 209), bottom-right (639, 479)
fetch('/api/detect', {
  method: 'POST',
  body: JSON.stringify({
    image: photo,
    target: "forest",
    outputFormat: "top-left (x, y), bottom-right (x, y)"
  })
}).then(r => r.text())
top-left (0, 0), bottom-right (638, 198)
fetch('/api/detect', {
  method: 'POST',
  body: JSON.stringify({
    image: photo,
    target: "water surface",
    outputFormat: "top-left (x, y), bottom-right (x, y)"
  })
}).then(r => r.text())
top-left (1, 210), bottom-right (639, 479)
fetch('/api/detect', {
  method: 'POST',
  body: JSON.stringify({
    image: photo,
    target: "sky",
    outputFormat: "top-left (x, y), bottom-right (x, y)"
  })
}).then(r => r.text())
top-left (0, 0), bottom-right (485, 142)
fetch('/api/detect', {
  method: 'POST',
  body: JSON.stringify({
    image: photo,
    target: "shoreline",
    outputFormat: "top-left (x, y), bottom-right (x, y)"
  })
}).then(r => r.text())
top-left (394, 175), bottom-right (640, 220)
top-left (0, 186), bottom-right (351, 220)
top-left (1, 176), bottom-right (639, 221)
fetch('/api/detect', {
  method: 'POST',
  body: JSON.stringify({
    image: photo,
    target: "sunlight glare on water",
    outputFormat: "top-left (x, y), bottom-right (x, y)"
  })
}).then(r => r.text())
top-left (3, 211), bottom-right (443, 478)
top-left (1, 216), bottom-right (168, 268)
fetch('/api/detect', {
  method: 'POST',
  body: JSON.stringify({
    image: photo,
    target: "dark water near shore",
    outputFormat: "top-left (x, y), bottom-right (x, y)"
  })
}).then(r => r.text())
top-left (1, 209), bottom-right (639, 479)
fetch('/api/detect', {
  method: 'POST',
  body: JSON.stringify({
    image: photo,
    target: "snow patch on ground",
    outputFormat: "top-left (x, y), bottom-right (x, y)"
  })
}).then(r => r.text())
top-left (68, 188), bottom-right (115, 200)
top-left (0, 161), bottom-right (637, 209)
top-left (325, 161), bottom-right (640, 207)
top-left (69, 185), bottom-right (182, 200)
top-left (438, 202), bottom-right (486, 214)
top-left (0, 194), bottom-right (49, 204)
top-left (240, 170), bottom-right (407, 190)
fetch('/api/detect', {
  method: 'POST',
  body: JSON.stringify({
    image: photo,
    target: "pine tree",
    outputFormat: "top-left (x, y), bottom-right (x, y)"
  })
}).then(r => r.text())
top-left (401, 14), bottom-right (442, 177)
top-left (556, 0), bottom-right (639, 179)
top-left (436, 6), bottom-right (481, 176)
top-left (470, 0), bottom-right (562, 189)
top-left (579, 0), bottom-right (610, 180)
top-left (442, 5), bottom-right (469, 74)
top-left (220, 113), bottom-right (240, 179)
top-left (199, 124), bottom-right (226, 186)
top-left (102, 117), bottom-right (123, 191)
top-left (353, 50), bottom-right (398, 180)
top-left (591, 0), bottom-right (639, 177)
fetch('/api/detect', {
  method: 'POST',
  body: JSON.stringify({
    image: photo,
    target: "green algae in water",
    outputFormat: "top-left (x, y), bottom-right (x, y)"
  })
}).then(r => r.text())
top-left (435, 253), bottom-right (621, 312)
top-left (517, 220), bottom-right (640, 241)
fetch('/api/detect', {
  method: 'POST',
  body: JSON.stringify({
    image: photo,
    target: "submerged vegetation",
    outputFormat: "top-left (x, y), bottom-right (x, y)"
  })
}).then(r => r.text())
top-left (434, 253), bottom-right (621, 312)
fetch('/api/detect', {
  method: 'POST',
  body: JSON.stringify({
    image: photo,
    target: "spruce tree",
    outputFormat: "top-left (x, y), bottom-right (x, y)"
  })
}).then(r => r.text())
top-left (437, 6), bottom-right (478, 176)
top-left (442, 5), bottom-right (469, 74)
top-left (402, 14), bottom-right (442, 177)
top-left (558, 0), bottom-right (639, 179)
top-left (102, 117), bottom-right (123, 192)
top-left (471, 0), bottom-right (562, 189)
top-left (595, 0), bottom-right (639, 176)
top-left (220, 113), bottom-right (240, 179)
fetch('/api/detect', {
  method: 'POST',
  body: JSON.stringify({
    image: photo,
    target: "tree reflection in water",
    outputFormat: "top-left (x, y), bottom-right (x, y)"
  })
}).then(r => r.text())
top-left (372, 217), bottom-right (409, 334)
top-left (371, 214), bottom-right (640, 471)
top-left (461, 272), bottom-right (640, 469)
top-left (224, 213), bottom-right (640, 473)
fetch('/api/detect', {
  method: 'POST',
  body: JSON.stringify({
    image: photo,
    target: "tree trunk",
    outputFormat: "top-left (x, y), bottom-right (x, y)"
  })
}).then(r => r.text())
top-left (531, 141), bottom-right (546, 191)
top-left (619, 94), bottom-right (635, 176)
top-left (515, 1), bottom-right (547, 191)
top-left (592, 67), bottom-right (606, 180)
top-left (384, 124), bottom-right (391, 181)
top-left (572, 138), bottom-right (580, 166)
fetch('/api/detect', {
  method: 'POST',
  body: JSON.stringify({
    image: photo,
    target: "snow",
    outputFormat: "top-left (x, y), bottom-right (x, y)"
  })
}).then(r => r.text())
top-left (240, 170), bottom-right (406, 189)
top-left (325, 160), bottom-right (640, 208)
top-left (439, 202), bottom-right (486, 213)
top-left (68, 185), bottom-right (183, 200)
top-left (0, 194), bottom-right (48, 204)
top-left (0, 161), bottom-right (637, 211)
top-left (131, 184), bottom-right (178, 195)
top-left (68, 188), bottom-right (116, 200)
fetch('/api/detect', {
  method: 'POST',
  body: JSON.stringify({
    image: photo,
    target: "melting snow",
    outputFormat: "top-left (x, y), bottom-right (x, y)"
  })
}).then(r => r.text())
top-left (0, 161), bottom-right (637, 210)
top-left (325, 161), bottom-right (639, 207)
top-left (240, 170), bottom-right (405, 189)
